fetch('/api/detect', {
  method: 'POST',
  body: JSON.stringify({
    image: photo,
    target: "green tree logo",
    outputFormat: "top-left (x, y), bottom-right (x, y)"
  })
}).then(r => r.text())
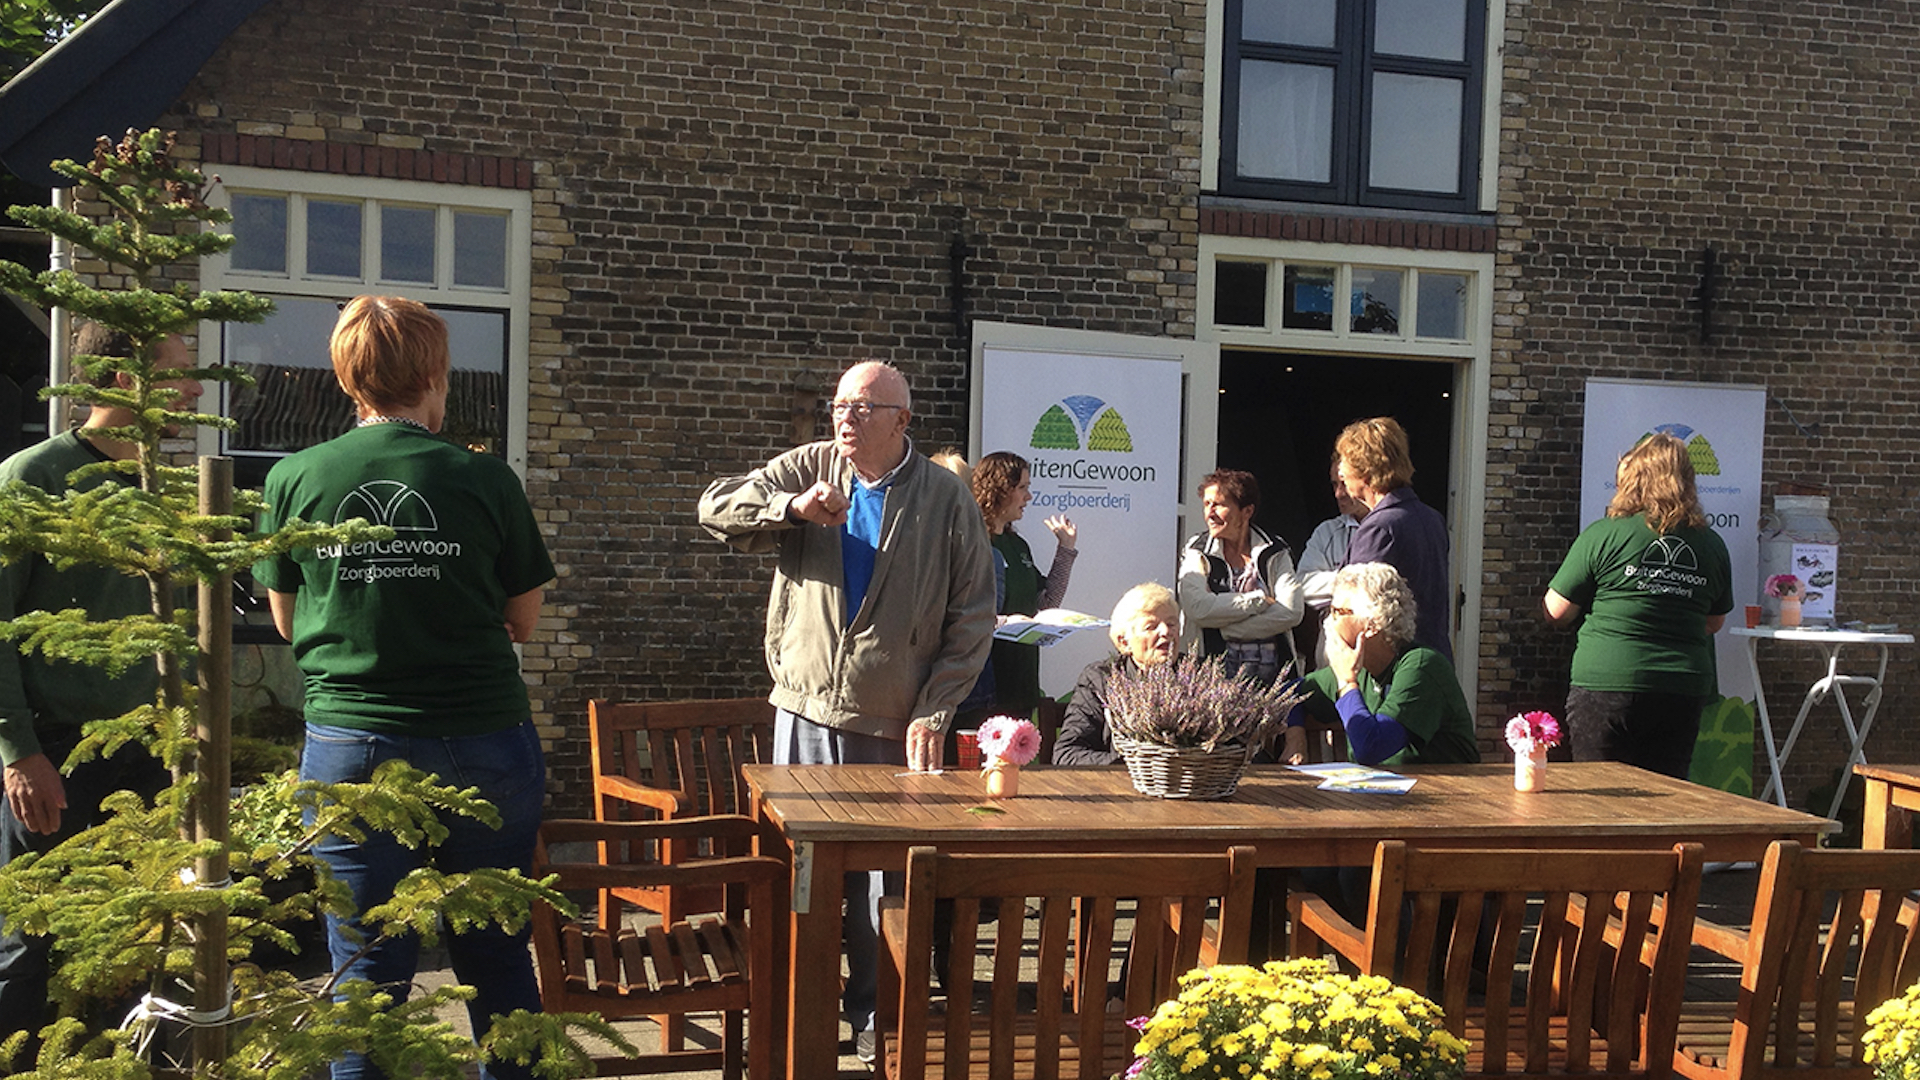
top-left (1028, 394), bottom-right (1133, 452)
top-left (1637, 423), bottom-right (1723, 477)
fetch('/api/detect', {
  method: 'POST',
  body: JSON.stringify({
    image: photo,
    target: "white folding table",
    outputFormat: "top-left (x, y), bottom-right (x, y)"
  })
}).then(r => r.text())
top-left (1730, 625), bottom-right (1914, 820)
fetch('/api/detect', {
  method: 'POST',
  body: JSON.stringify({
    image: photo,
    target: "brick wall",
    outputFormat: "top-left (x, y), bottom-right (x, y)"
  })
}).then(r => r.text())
top-left (165, 0), bottom-right (1206, 814)
top-left (1488, 0), bottom-right (1920, 813)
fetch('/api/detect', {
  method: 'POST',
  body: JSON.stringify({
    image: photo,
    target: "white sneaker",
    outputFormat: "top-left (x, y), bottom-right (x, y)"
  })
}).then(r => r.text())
top-left (856, 1029), bottom-right (877, 1066)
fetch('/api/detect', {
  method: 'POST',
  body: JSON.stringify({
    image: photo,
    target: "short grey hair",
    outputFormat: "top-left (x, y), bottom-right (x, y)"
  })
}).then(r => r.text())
top-left (1333, 562), bottom-right (1418, 646)
top-left (1109, 581), bottom-right (1177, 653)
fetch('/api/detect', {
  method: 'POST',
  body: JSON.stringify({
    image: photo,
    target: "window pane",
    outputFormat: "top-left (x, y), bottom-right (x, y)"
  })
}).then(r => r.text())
top-left (226, 296), bottom-right (354, 454)
top-left (1377, 0), bottom-right (1466, 61)
top-left (1417, 272), bottom-right (1470, 339)
top-left (440, 308), bottom-right (508, 453)
top-left (1214, 262), bottom-right (1269, 327)
top-left (1242, 0), bottom-right (1335, 47)
top-left (1238, 60), bottom-right (1334, 182)
top-left (381, 205), bottom-right (436, 283)
top-left (1281, 265), bottom-right (1335, 331)
top-left (1369, 72), bottom-right (1462, 192)
top-left (229, 194), bottom-right (288, 273)
top-left (225, 297), bottom-right (508, 458)
top-left (306, 199), bottom-right (362, 278)
top-left (454, 212), bottom-right (508, 289)
top-left (1350, 268), bottom-right (1403, 335)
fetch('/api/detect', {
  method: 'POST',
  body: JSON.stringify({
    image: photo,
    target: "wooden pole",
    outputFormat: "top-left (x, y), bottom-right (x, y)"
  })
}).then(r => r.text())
top-left (193, 456), bottom-right (233, 1074)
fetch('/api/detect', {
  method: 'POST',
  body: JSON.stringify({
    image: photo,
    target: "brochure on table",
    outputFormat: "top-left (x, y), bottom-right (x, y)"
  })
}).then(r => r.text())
top-left (1288, 762), bottom-right (1418, 794)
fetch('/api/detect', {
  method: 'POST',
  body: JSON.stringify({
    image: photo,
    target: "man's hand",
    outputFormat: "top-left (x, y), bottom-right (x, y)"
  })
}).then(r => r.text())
top-left (907, 719), bottom-right (946, 772)
top-left (789, 482), bottom-right (850, 527)
top-left (5, 753), bottom-right (66, 835)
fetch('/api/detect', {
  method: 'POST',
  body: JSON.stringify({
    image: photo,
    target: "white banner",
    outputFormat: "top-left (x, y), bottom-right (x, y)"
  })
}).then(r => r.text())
top-left (1579, 379), bottom-right (1767, 700)
top-left (978, 347), bottom-right (1186, 696)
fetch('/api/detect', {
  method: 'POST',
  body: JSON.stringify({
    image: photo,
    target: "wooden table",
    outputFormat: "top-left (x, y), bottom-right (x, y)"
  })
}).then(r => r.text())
top-left (1730, 626), bottom-right (1915, 818)
top-left (745, 761), bottom-right (1830, 1080)
top-left (1857, 762), bottom-right (1920, 849)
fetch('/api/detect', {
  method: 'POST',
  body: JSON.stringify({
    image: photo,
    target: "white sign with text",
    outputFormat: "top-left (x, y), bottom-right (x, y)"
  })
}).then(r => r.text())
top-left (978, 346), bottom-right (1185, 696)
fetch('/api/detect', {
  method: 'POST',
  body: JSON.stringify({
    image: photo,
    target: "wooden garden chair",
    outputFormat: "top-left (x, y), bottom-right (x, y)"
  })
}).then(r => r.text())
top-left (1290, 840), bottom-right (1705, 1080)
top-left (1671, 840), bottom-right (1920, 1080)
top-left (875, 844), bottom-right (1257, 1080)
top-left (530, 816), bottom-right (784, 1080)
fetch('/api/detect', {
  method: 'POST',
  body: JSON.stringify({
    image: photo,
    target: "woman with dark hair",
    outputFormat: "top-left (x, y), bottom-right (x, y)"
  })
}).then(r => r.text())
top-left (1177, 468), bottom-right (1304, 686)
top-left (967, 450), bottom-right (1078, 718)
top-left (257, 296), bottom-right (555, 1080)
top-left (1544, 433), bottom-right (1733, 778)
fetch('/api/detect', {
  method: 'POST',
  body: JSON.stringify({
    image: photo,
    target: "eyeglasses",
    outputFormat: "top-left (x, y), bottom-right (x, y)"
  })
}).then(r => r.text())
top-left (830, 400), bottom-right (905, 420)
top-left (1328, 606), bottom-right (1356, 618)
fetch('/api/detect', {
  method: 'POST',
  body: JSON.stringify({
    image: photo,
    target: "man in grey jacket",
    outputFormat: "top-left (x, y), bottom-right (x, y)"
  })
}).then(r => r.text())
top-left (699, 360), bottom-right (995, 1059)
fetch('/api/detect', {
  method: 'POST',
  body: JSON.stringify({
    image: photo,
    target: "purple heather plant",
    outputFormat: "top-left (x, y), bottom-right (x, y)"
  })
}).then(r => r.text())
top-left (1105, 656), bottom-right (1309, 752)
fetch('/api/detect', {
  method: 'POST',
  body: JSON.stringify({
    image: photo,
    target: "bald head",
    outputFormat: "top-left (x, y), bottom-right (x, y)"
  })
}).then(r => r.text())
top-left (833, 361), bottom-right (913, 480)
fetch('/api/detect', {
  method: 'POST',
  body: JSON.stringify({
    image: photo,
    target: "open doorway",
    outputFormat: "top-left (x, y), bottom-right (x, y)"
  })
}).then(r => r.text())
top-left (1214, 350), bottom-right (1459, 662)
top-left (1216, 351), bottom-right (1458, 551)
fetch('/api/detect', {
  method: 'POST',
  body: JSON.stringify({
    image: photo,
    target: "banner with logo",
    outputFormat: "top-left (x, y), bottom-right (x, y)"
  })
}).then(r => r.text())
top-left (1579, 379), bottom-right (1766, 700)
top-left (978, 346), bottom-right (1186, 697)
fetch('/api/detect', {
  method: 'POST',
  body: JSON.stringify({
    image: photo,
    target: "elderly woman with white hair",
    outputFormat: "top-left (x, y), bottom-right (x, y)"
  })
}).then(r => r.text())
top-left (1297, 561), bottom-right (1478, 766)
top-left (1052, 582), bottom-right (1180, 766)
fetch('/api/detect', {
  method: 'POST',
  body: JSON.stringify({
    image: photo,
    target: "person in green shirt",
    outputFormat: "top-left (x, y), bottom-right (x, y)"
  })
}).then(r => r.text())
top-left (0, 325), bottom-right (199, 1044)
top-left (256, 296), bottom-right (555, 1080)
top-left (1545, 433), bottom-right (1732, 779)
top-left (965, 450), bottom-right (1079, 721)
top-left (1296, 561), bottom-right (1479, 767)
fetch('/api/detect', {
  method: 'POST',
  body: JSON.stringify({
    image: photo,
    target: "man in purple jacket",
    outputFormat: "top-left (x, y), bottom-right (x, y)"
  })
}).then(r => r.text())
top-left (1335, 416), bottom-right (1452, 662)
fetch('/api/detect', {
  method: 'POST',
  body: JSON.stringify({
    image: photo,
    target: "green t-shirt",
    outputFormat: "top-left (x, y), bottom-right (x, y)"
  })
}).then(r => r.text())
top-left (0, 432), bottom-right (159, 763)
top-left (988, 529), bottom-right (1043, 710)
top-left (1301, 647), bottom-right (1480, 766)
top-left (1548, 514), bottom-right (1732, 695)
top-left (255, 424), bottom-right (556, 735)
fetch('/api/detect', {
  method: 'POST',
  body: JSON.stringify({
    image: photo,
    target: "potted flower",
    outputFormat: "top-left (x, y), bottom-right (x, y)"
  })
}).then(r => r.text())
top-left (1505, 710), bottom-right (1563, 793)
top-left (1104, 658), bottom-right (1308, 799)
top-left (1127, 958), bottom-right (1468, 1080)
top-left (1863, 978), bottom-right (1920, 1080)
top-left (1766, 573), bottom-right (1805, 627)
top-left (976, 714), bottom-right (1041, 798)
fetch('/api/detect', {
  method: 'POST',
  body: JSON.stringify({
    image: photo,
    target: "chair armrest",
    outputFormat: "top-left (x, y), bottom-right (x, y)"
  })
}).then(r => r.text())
top-left (541, 854), bottom-right (787, 893)
top-left (595, 773), bottom-right (689, 816)
top-left (542, 814), bottom-right (763, 847)
top-left (878, 897), bottom-right (909, 973)
top-left (1688, 914), bottom-right (1752, 962)
top-left (1289, 893), bottom-right (1369, 966)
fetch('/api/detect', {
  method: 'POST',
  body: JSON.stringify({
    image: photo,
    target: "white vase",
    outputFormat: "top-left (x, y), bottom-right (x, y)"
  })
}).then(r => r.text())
top-left (1514, 745), bottom-right (1547, 793)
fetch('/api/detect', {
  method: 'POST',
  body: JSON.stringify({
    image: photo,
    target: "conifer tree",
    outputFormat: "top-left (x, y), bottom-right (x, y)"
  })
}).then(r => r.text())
top-left (0, 129), bottom-right (617, 1080)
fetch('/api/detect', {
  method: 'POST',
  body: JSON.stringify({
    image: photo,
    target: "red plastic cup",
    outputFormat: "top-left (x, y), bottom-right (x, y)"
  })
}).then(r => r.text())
top-left (1745, 605), bottom-right (1762, 629)
top-left (955, 731), bottom-right (981, 771)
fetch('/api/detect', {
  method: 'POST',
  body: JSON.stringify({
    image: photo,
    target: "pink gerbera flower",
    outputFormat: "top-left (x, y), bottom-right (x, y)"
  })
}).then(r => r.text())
top-left (977, 715), bottom-right (1042, 766)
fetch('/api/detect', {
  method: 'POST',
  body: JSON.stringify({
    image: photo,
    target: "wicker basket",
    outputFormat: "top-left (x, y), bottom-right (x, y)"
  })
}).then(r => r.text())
top-left (1113, 735), bottom-right (1253, 800)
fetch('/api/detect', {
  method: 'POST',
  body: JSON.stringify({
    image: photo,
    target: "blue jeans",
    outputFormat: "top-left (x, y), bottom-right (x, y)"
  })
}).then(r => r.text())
top-left (773, 708), bottom-right (903, 1036)
top-left (301, 720), bottom-right (545, 1080)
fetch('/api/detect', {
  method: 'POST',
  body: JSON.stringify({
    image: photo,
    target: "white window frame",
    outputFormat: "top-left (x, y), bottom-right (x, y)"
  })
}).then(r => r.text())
top-left (1198, 234), bottom-right (1493, 700)
top-left (1201, 0), bottom-right (1505, 211)
top-left (198, 166), bottom-right (534, 476)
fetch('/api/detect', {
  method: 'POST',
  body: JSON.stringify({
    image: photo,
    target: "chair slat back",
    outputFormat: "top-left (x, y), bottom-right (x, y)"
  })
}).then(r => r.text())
top-left (589, 697), bottom-right (774, 819)
top-left (888, 844), bottom-right (1256, 1080)
top-left (528, 817), bottom-right (783, 1080)
top-left (1357, 841), bottom-right (1704, 1079)
top-left (1720, 842), bottom-right (1920, 1079)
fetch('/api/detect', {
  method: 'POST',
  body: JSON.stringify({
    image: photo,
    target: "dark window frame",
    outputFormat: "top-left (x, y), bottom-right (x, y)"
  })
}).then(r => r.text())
top-left (1220, 0), bottom-right (1487, 213)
